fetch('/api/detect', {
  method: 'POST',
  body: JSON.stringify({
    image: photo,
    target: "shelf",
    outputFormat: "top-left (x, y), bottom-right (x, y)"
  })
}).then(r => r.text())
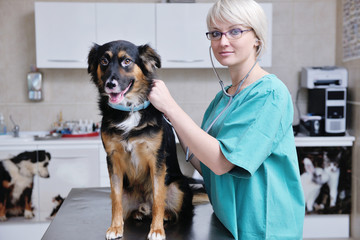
top-left (295, 133), bottom-right (355, 147)
top-left (303, 214), bottom-right (349, 239)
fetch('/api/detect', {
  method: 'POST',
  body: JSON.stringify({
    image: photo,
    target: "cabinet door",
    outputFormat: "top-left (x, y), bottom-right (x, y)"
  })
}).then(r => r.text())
top-left (99, 146), bottom-right (110, 187)
top-left (36, 145), bottom-right (100, 221)
top-left (96, 3), bottom-right (156, 47)
top-left (156, 3), bottom-right (213, 68)
top-left (35, 2), bottom-right (96, 68)
top-left (156, 3), bottom-right (272, 68)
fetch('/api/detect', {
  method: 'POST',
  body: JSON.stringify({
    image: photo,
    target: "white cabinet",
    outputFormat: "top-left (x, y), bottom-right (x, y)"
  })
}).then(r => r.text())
top-left (34, 2), bottom-right (96, 68)
top-left (36, 144), bottom-right (100, 221)
top-left (155, 3), bottom-right (272, 68)
top-left (0, 143), bottom-right (101, 221)
top-left (295, 133), bottom-right (355, 239)
top-left (0, 140), bottom-right (103, 240)
top-left (156, 3), bottom-right (213, 68)
top-left (34, 2), bottom-right (155, 69)
top-left (34, 3), bottom-right (272, 69)
top-left (99, 146), bottom-right (110, 187)
top-left (96, 3), bottom-right (156, 47)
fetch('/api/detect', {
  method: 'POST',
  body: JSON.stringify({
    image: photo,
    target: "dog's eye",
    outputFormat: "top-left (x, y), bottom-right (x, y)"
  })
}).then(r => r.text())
top-left (121, 58), bottom-right (133, 67)
top-left (100, 57), bottom-right (109, 66)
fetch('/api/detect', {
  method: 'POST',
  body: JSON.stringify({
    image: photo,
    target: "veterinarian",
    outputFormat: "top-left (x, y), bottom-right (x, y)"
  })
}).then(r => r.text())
top-left (149, 0), bottom-right (305, 239)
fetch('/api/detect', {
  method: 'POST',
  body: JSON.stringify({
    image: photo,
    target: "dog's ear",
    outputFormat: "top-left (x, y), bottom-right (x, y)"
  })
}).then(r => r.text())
top-left (88, 43), bottom-right (100, 74)
top-left (138, 44), bottom-right (161, 73)
top-left (46, 152), bottom-right (51, 161)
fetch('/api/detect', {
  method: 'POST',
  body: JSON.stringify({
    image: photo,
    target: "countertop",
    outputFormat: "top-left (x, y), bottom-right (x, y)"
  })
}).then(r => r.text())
top-left (42, 187), bottom-right (234, 240)
top-left (0, 131), bottom-right (356, 147)
top-left (0, 132), bottom-right (101, 146)
top-left (294, 132), bottom-right (355, 147)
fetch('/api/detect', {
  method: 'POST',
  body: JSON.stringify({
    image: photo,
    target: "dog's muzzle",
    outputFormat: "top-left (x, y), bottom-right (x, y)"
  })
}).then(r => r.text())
top-left (105, 79), bottom-right (133, 104)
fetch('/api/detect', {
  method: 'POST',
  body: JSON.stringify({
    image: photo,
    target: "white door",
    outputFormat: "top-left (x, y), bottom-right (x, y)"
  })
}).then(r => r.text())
top-left (156, 3), bottom-right (213, 68)
top-left (96, 3), bottom-right (156, 48)
top-left (35, 2), bottom-right (96, 68)
top-left (156, 3), bottom-right (272, 68)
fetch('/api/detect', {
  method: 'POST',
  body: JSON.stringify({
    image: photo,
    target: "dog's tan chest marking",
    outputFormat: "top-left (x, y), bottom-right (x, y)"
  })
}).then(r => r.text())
top-left (102, 131), bottom-right (163, 170)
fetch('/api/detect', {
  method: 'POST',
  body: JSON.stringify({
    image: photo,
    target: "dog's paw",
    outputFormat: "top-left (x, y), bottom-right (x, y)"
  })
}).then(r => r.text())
top-left (147, 229), bottom-right (165, 240)
top-left (24, 210), bottom-right (34, 219)
top-left (139, 203), bottom-right (151, 216)
top-left (106, 226), bottom-right (123, 240)
top-left (0, 215), bottom-right (7, 221)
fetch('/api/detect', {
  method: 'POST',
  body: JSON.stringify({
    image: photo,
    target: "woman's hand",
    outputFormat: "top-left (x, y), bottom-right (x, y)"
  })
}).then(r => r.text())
top-left (149, 80), bottom-right (233, 175)
top-left (148, 79), bottom-right (176, 115)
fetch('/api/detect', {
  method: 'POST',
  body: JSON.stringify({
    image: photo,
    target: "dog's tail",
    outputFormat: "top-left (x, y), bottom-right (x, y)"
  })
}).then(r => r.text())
top-left (188, 178), bottom-right (209, 205)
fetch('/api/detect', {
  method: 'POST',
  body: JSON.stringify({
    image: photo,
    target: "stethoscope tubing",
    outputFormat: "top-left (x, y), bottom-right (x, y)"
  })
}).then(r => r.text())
top-left (185, 45), bottom-right (261, 162)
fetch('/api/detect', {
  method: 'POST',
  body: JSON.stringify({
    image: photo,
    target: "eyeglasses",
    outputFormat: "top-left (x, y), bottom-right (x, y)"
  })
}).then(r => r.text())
top-left (206, 28), bottom-right (252, 41)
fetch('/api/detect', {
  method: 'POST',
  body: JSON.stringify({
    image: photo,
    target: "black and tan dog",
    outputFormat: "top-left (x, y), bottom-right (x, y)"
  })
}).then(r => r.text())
top-left (0, 150), bottom-right (51, 221)
top-left (88, 40), bottom-right (205, 240)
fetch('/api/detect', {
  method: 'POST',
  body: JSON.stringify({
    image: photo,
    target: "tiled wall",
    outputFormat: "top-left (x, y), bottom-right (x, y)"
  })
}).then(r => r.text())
top-left (0, 0), bottom-right (337, 131)
top-left (336, 1), bottom-right (360, 238)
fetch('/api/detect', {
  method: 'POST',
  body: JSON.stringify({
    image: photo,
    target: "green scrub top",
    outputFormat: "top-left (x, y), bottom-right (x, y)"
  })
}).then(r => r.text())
top-left (200, 74), bottom-right (305, 240)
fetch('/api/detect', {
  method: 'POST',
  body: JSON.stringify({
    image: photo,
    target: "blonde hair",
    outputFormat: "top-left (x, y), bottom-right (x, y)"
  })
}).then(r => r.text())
top-left (206, 0), bottom-right (267, 56)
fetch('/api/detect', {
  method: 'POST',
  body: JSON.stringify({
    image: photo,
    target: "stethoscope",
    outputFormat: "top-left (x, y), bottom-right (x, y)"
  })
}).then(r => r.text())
top-left (185, 43), bottom-right (262, 162)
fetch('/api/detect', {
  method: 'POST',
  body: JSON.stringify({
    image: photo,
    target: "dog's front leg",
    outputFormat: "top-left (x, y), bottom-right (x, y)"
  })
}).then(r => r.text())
top-left (106, 157), bottom-right (124, 240)
top-left (148, 164), bottom-right (167, 240)
top-left (24, 187), bottom-right (34, 219)
top-left (0, 198), bottom-right (7, 221)
top-left (0, 181), bottom-right (10, 221)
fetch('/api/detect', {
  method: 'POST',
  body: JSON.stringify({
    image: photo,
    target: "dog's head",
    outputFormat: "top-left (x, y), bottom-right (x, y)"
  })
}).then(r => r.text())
top-left (11, 150), bottom-right (51, 178)
top-left (87, 40), bottom-right (161, 108)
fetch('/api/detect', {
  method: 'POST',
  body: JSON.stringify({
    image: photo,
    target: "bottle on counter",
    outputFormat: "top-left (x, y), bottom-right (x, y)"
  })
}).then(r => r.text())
top-left (0, 113), bottom-right (7, 135)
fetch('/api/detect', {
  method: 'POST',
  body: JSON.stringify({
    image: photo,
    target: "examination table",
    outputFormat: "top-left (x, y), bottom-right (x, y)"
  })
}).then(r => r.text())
top-left (42, 187), bottom-right (234, 240)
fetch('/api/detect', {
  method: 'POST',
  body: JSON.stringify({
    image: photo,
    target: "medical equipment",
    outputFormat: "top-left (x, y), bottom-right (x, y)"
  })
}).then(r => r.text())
top-left (300, 66), bottom-right (347, 136)
top-left (185, 44), bottom-right (262, 162)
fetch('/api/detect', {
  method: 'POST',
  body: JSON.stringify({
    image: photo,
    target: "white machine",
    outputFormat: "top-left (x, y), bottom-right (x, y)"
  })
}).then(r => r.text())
top-left (301, 66), bottom-right (348, 89)
top-left (301, 66), bottom-right (348, 136)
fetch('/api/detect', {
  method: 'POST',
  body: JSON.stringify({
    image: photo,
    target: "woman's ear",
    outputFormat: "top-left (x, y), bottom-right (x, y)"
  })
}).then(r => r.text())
top-left (254, 39), bottom-right (263, 56)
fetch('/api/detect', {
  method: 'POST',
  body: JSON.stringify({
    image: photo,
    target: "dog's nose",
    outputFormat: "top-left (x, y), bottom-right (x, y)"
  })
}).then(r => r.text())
top-left (106, 79), bottom-right (118, 89)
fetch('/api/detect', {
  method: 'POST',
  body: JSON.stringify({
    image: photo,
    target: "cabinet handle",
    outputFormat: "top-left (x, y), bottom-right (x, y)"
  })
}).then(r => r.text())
top-left (47, 59), bottom-right (83, 63)
top-left (167, 59), bottom-right (204, 63)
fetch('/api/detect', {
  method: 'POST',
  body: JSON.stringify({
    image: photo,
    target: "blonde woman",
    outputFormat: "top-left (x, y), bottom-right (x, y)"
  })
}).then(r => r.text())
top-left (149, 0), bottom-right (305, 239)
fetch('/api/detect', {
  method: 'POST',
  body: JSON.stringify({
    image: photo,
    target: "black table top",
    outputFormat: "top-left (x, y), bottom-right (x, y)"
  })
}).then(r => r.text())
top-left (42, 187), bottom-right (234, 240)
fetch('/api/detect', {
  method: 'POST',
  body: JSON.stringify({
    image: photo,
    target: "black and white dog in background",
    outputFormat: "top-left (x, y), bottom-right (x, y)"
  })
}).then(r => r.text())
top-left (0, 150), bottom-right (51, 221)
